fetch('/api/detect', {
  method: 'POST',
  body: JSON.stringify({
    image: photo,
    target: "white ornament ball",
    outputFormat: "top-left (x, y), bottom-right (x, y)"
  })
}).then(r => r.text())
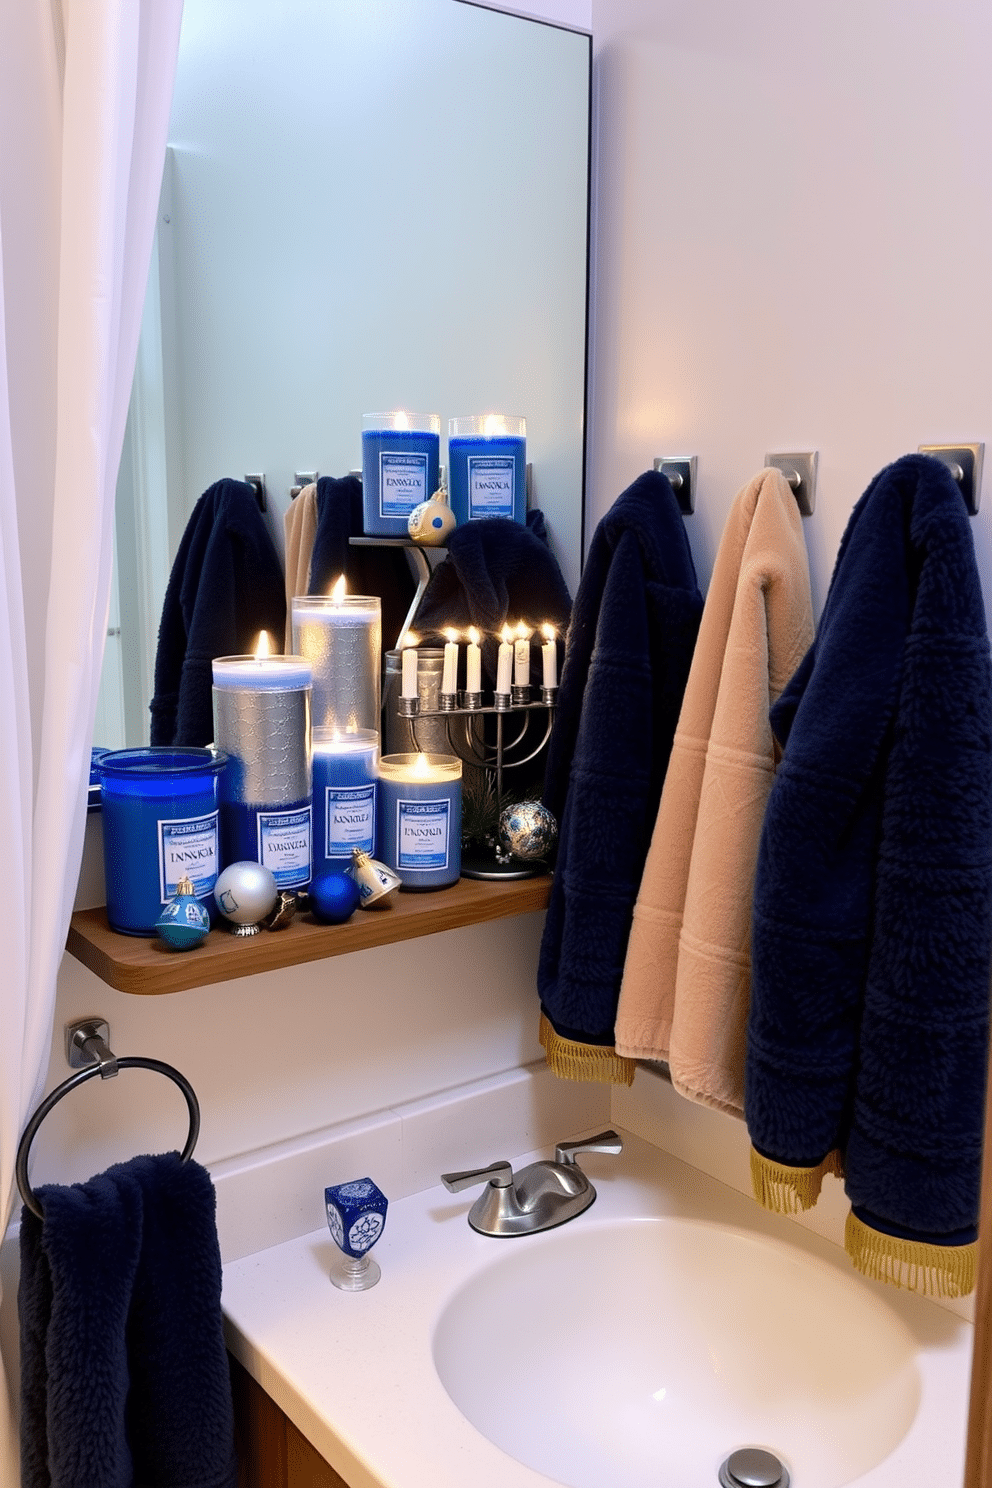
top-left (214, 861), bottom-right (278, 925)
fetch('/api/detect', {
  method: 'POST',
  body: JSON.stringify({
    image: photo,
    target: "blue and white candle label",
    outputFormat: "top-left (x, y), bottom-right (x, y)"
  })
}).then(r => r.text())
top-left (380, 452), bottom-right (428, 517)
top-left (324, 785), bottom-right (376, 858)
top-left (468, 456), bottom-right (514, 519)
top-left (397, 798), bottom-right (450, 870)
top-left (158, 812), bottom-right (220, 901)
top-left (257, 806), bottom-right (312, 888)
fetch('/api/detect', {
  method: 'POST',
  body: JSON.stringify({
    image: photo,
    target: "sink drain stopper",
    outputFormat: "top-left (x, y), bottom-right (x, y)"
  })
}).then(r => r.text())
top-left (718, 1448), bottom-right (790, 1488)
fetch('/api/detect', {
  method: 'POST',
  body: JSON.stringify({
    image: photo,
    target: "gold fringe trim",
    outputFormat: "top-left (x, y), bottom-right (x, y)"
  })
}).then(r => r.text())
top-left (750, 1146), bottom-right (844, 1214)
top-left (845, 1209), bottom-right (977, 1298)
top-left (539, 1014), bottom-right (636, 1086)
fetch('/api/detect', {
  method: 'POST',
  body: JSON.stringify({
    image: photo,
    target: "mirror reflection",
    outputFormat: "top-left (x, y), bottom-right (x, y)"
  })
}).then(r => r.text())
top-left (97, 0), bottom-right (591, 750)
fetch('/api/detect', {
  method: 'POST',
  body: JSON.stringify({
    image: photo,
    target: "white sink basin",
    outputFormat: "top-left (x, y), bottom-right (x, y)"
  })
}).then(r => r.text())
top-left (432, 1215), bottom-right (921, 1488)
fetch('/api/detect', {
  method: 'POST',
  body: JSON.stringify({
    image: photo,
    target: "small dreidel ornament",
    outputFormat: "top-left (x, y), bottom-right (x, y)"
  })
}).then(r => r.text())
top-left (213, 860), bottom-right (278, 935)
top-left (325, 1177), bottom-right (388, 1290)
top-left (407, 477), bottom-right (456, 546)
top-left (347, 846), bottom-right (402, 908)
top-left (154, 874), bottom-right (210, 950)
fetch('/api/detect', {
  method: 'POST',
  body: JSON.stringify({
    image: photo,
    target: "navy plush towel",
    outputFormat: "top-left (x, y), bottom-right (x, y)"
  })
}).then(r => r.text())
top-left (150, 478), bottom-right (286, 746)
top-left (19, 1152), bottom-right (237, 1488)
top-left (746, 453), bottom-right (992, 1295)
top-left (411, 512), bottom-right (573, 688)
top-left (538, 471), bottom-right (704, 1081)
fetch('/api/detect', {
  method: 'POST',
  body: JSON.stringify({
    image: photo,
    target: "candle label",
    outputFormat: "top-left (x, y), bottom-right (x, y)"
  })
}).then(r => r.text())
top-left (324, 785), bottom-right (376, 858)
top-left (257, 806), bottom-right (312, 887)
top-left (467, 456), bottom-right (515, 519)
top-left (397, 798), bottom-right (450, 870)
top-left (158, 812), bottom-right (220, 902)
top-left (380, 452), bottom-right (428, 518)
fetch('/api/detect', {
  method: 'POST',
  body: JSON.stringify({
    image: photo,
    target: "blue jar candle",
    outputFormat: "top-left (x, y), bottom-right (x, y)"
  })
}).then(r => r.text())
top-left (378, 752), bottom-right (462, 890)
top-left (312, 727), bottom-right (379, 872)
top-left (448, 414), bottom-right (526, 526)
top-left (100, 747), bottom-right (227, 936)
top-left (362, 411), bottom-right (441, 536)
top-left (212, 651), bottom-right (313, 890)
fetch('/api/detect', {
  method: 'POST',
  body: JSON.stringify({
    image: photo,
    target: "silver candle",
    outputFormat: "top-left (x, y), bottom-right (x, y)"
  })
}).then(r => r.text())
top-left (292, 593), bottom-right (382, 734)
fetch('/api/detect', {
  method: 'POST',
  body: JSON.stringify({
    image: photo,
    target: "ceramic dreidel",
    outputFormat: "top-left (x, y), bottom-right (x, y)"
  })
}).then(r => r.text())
top-left (325, 1178), bottom-right (388, 1290)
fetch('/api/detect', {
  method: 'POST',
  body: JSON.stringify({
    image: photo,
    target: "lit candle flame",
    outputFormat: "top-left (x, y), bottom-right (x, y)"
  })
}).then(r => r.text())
top-left (254, 630), bottom-right (272, 659)
top-left (413, 752), bottom-right (431, 777)
top-left (468, 626), bottom-right (481, 646)
top-left (542, 623), bottom-right (556, 642)
top-left (445, 627), bottom-right (459, 643)
top-left (395, 411), bottom-right (410, 431)
top-left (483, 413), bottom-right (506, 439)
top-left (330, 574), bottom-right (347, 602)
top-left (516, 621), bottom-right (532, 640)
top-left (501, 624), bottom-right (514, 644)
top-left (401, 630), bottom-right (419, 650)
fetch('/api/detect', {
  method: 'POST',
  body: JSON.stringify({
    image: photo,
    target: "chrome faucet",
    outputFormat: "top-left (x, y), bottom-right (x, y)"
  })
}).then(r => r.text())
top-left (441, 1130), bottom-right (623, 1237)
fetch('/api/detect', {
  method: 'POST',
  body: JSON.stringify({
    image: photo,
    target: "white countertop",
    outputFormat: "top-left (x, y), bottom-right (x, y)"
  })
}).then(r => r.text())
top-left (221, 1130), bottom-right (973, 1488)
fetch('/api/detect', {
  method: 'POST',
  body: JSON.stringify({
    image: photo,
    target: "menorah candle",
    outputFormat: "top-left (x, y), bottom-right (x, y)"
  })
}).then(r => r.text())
top-left (542, 624), bottom-right (558, 689)
top-left (100, 747), bottom-right (226, 935)
top-left (312, 727), bottom-right (379, 870)
top-left (378, 753), bottom-right (462, 890)
top-left (465, 627), bottom-right (482, 697)
top-left (448, 414), bottom-right (526, 526)
top-left (513, 624), bottom-right (532, 686)
top-left (362, 411), bottom-right (441, 536)
top-left (495, 628), bottom-right (513, 696)
top-left (212, 652), bottom-right (313, 890)
top-left (292, 587), bottom-right (382, 733)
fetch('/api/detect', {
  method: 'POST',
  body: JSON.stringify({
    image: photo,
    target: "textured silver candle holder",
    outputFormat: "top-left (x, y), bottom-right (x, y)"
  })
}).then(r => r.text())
top-left (494, 691), bottom-right (512, 711)
top-left (398, 695), bottom-right (420, 717)
top-left (292, 594), bottom-right (382, 734)
top-left (511, 684), bottom-right (531, 706)
top-left (541, 685), bottom-right (559, 707)
top-left (439, 691), bottom-right (458, 711)
top-left (461, 690), bottom-right (483, 710)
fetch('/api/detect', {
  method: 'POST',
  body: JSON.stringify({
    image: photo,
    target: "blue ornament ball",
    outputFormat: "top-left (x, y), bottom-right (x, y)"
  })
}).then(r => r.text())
top-left (310, 872), bottom-right (361, 924)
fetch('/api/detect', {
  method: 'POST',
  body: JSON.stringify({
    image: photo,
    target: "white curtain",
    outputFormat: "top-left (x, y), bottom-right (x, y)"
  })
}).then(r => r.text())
top-left (0, 1), bottom-right (183, 1479)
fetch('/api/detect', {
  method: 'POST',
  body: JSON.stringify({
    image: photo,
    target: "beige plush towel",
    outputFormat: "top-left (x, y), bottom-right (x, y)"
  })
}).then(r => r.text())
top-left (614, 468), bottom-right (813, 1115)
top-left (283, 483), bottom-right (319, 651)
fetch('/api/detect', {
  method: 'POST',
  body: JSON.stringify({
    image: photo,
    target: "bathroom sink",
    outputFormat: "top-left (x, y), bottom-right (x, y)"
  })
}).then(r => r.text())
top-left (432, 1216), bottom-right (921, 1488)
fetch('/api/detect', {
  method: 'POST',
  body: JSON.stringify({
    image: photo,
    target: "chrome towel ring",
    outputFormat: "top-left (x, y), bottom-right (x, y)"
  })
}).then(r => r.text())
top-left (16, 1018), bottom-right (200, 1221)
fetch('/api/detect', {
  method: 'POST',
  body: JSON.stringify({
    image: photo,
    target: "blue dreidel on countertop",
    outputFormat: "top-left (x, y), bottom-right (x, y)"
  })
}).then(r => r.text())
top-left (325, 1178), bottom-right (388, 1290)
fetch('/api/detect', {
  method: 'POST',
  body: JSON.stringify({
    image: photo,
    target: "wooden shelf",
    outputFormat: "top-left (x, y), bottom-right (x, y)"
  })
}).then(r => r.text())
top-left (66, 874), bottom-right (552, 996)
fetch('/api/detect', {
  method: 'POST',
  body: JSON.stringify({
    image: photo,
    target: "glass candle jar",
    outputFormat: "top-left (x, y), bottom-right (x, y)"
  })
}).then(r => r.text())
top-left (312, 727), bottom-right (380, 872)
top-left (212, 654), bottom-right (313, 890)
top-left (100, 747), bottom-right (227, 936)
top-left (447, 414), bottom-right (526, 526)
top-left (292, 593), bottom-right (382, 735)
top-left (377, 753), bottom-right (462, 890)
top-left (361, 411), bottom-right (441, 536)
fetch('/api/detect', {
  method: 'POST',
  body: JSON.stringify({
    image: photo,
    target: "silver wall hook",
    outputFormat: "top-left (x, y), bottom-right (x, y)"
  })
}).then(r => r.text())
top-left (918, 444), bottom-right (983, 515)
top-left (290, 470), bottom-right (319, 499)
top-left (653, 456), bottom-right (697, 514)
top-left (765, 452), bottom-right (817, 516)
top-left (245, 472), bottom-right (267, 512)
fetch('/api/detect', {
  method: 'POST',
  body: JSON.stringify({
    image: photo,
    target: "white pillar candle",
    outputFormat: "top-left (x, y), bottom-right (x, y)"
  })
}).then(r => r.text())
top-left (541, 624), bottom-right (558, 689)
top-left (442, 629), bottom-right (460, 694)
top-left (401, 633), bottom-right (420, 699)
top-left (466, 627), bottom-right (482, 693)
top-left (513, 623), bottom-right (532, 687)
top-left (496, 626), bottom-right (513, 694)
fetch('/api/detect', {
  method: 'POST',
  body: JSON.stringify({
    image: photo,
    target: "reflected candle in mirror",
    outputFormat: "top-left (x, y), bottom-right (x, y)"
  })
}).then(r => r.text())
top-left (378, 753), bottom-right (462, 890)
top-left (311, 727), bottom-right (379, 871)
top-left (362, 412), bottom-right (441, 536)
top-left (448, 415), bottom-right (526, 526)
top-left (292, 586), bottom-right (382, 734)
top-left (212, 648), bottom-right (313, 890)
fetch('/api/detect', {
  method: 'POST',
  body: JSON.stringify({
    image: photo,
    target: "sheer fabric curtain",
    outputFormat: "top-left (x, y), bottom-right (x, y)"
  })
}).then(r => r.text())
top-left (0, 2), bottom-right (182, 1479)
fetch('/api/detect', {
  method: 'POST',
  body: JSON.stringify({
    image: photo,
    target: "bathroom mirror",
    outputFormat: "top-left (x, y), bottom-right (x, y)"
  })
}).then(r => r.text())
top-left (98, 0), bottom-right (591, 748)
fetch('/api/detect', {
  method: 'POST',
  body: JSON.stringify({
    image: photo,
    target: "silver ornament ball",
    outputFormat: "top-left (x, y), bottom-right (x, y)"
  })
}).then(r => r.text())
top-left (214, 861), bottom-right (279, 926)
top-left (497, 801), bottom-right (558, 862)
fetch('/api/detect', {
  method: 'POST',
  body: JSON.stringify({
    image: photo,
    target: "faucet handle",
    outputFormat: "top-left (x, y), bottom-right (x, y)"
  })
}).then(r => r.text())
top-left (554, 1129), bottom-right (623, 1165)
top-left (441, 1160), bottom-right (513, 1193)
